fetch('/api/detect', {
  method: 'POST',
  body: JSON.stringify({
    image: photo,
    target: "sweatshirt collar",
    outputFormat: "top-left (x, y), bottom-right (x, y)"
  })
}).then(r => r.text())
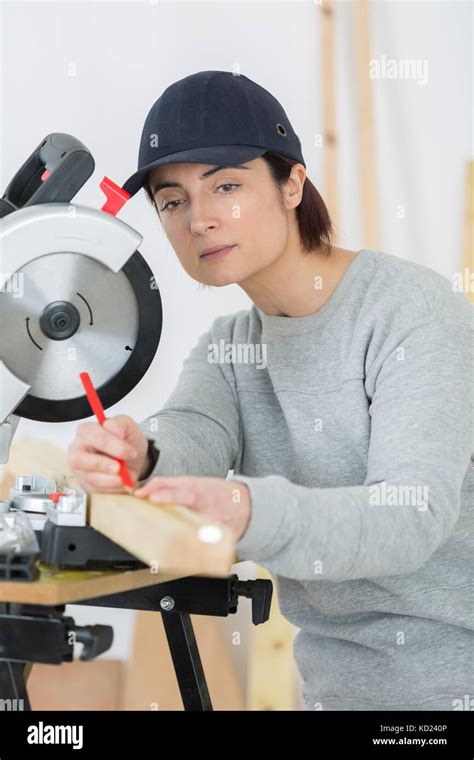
top-left (254, 249), bottom-right (369, 337)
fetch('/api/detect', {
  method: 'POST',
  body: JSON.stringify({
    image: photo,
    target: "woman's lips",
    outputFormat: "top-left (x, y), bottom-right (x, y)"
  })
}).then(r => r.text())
top-left (200, 245), bottom-right (235, 261)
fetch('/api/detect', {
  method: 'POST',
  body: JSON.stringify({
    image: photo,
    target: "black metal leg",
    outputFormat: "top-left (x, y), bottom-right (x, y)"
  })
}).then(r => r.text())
top-left (160, 612), bottom-right (213, 711)
top-left (0, 662), bottom-right (31, 711)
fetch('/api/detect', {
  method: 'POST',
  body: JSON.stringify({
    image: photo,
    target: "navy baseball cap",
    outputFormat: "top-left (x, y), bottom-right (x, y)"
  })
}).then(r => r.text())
top-left (122, 70), bottom-right (306, 197)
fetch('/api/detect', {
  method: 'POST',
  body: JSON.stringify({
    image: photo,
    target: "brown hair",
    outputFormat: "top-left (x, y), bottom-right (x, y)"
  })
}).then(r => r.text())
top-left (144, 151), bottom-right (334, 255)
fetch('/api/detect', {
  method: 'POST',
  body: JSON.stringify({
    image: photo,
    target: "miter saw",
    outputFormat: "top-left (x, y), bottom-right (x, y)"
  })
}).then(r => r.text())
top-left (0, 133), bottom-right (162, 577)
top-left (0, 135), bottom-right (272, 711)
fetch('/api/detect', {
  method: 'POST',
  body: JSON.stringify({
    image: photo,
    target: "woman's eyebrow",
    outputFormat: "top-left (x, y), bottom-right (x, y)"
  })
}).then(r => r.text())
top-left (150, 164), bottom-right (250, 196)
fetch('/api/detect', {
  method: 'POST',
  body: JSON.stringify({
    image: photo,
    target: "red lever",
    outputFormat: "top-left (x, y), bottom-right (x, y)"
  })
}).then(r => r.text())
top-left (41, 168), bottom-right (52, 182)
top-left (49, 492), bottom-right (66, 503)
top-left (100, 176), bottom-right (131, 216)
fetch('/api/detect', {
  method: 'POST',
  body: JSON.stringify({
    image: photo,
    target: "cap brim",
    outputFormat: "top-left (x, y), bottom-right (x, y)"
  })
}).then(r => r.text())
top-left (122, 145), bottom-right (267, 197)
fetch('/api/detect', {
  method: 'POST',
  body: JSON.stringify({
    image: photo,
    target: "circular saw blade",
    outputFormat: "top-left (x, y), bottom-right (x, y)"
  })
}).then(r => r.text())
top-left (0, 250), bottom-right (162, 422)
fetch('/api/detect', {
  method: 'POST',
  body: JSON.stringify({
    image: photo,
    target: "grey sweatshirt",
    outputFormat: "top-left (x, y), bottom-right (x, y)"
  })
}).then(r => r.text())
top-left (139, 249), bottom-right (473, 711)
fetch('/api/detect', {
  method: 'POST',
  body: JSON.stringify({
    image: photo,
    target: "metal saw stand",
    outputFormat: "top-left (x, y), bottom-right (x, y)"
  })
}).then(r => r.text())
top-left (0, 574), bottom-right (273, 711)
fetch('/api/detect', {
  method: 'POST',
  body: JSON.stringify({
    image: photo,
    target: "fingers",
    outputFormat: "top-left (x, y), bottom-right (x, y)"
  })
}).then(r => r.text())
top-left (103, 416), bottom-right (132, 439)
top-left (134, 477), bottom-right (198, 507)
top-left (68, 416), bottom-right (149, 496)
top-left (74, 422), bottom-right (136, 461)
top-left (103, 417), bottom-right (149, 468)
top-left (68, 447), bottom-right (123, 476)
top-left (74, 471), bottom-right (126, 493)
top-left (135, 476), bottom-right (190, 496)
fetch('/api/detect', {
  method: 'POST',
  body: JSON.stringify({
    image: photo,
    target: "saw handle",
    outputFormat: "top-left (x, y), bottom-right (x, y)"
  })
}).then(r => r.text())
top-left (2, 132), bottom-right (94, 210)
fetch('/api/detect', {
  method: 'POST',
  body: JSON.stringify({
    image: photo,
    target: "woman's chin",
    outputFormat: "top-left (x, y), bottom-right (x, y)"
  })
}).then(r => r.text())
top-left (196, 267), bottom-right (242, 287)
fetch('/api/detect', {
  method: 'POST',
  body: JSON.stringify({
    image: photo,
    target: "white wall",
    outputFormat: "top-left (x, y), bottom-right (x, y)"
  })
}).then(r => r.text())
top-left (1, 0), bottom-right (471, 669)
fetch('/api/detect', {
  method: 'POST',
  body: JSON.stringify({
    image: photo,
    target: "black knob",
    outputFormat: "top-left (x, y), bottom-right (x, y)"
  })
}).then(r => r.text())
top-left (40, 300), bottom-right (80, 340)
top-left (69, 624), bottom-right (113, 661)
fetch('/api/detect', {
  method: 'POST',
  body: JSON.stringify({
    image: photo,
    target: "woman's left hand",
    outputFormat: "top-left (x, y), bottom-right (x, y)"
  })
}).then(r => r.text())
top-left (134, 475), bottom-right (252, 542)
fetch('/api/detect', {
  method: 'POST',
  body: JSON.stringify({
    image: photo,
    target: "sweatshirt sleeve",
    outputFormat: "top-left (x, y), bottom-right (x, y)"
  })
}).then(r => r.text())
top-left (231, 310), bottom-right (473, 581)
top-left (138, 325), bottom-right (241, 480)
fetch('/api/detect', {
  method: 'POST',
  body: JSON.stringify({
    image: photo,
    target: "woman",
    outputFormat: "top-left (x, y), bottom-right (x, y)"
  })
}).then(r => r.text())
top-left (68, 70), bottom-right (473, 711)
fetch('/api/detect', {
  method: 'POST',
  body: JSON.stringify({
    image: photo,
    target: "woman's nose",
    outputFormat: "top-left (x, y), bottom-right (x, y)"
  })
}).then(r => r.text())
top-left (188, 199), bottom-right (220, 235)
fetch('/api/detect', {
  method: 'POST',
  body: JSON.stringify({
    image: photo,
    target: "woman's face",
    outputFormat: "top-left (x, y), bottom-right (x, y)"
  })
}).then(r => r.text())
top-left (148, 157), bottom-right (303, 287)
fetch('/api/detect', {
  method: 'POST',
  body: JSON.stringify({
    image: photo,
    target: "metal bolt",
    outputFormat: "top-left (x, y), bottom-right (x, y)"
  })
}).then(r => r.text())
top-left (160, 596), bottom-right (175, 611)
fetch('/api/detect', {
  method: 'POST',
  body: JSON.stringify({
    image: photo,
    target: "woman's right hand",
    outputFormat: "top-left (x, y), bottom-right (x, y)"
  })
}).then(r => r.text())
top-left (67, 415), bottom-right (150, 493)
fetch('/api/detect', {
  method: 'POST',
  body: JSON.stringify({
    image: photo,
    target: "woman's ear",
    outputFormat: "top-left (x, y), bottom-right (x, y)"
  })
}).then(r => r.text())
top-left (282, 163), bottom-right (306, 210)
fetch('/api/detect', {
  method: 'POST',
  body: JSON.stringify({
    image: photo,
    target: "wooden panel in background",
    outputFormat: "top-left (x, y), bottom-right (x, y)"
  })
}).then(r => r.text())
top-left (321, 0), bottom-right (339, 231)
top-left (28, 660), bottom-right (123, 710)
top-left (247, 566), bottom-right (298, 711)
top-left (121, 610), bottom-right (245, 710)
top-left (463, 160), bottom-right (473, 304)
top-left (353, 0), bottom-right (380, 250)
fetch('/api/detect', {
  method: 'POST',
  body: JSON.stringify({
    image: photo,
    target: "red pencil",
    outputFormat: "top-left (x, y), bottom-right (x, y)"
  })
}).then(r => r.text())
top-left (79, 371), bottom-right (134, 492)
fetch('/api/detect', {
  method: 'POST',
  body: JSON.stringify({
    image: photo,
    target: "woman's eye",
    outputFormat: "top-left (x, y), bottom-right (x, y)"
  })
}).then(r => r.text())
top-left (161, 184), bottom-right (239, 212)
top-left (161, 199), bottom-right (182, 212)
top-left (217, 183), bottom-right (240, 193)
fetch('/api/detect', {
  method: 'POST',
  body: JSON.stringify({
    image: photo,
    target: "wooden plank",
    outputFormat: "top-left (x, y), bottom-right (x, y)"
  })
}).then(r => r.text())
top-left (0, 563), bottom-right (185, 605)
top-left (2, 439), bottom-right (236, 601)
top-left (5, 438), bottom-right (75, 488)
top-left (89, 492), bottom-right (235, 577)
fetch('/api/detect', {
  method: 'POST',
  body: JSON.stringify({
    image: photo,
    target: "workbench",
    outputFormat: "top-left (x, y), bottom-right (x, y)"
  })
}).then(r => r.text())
top-left (0, 561), bottom-right (272, 711)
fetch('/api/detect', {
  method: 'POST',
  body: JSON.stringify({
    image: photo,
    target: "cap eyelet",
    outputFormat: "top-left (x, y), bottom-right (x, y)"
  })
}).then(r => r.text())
top-left (276, 123), bottom-right (287, 137)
